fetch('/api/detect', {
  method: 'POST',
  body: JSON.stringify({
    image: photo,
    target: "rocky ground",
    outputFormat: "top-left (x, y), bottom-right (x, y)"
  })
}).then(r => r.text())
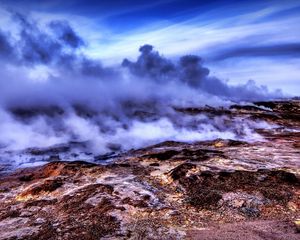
top-left (0, 100), bottom-right (299, 239)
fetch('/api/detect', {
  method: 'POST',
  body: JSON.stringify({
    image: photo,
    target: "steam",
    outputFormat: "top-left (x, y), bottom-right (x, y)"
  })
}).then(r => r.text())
top-left (0, 12), bottom-right (281, 170)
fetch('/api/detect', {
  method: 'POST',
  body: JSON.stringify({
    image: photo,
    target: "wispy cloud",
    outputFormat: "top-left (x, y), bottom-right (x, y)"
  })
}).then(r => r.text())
top-left (212, 43), bottom-right (300, 60)
top-left (80, 2), bottom-right (300, 62)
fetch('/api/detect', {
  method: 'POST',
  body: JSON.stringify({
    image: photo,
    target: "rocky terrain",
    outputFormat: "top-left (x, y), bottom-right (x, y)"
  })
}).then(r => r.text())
top-left (0, 100), bottom-right (299, 239)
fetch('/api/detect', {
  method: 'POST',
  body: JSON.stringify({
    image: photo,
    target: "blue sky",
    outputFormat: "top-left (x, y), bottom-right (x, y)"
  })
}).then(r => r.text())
top-left (0, 0), bottom-right (299, 95)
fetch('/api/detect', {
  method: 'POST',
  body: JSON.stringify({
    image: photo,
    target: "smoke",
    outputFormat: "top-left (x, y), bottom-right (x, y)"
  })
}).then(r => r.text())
top-left (0, 12), bottom-right (282, 170)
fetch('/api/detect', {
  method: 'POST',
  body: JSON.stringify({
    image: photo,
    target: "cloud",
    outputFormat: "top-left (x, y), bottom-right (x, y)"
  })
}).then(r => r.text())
top-left (0, 12), bottom-right (115, 81)
top-left (49, 20), bottom-right (85, 48)
top-left (12, 12), bottom-right (67, 65)
top-left (122, 44), bottom-right (176, 82)
top-left (0, 30), bottom-right (14, 61)
top-left (213, 43), bottom-right (300, 60)
top-left (123, 44), bottom-right (282, 101)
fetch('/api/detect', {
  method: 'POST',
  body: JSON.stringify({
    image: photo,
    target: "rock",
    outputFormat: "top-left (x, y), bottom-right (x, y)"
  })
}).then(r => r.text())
top-left (187, 188), bottom-right (222, 209)
top-left (294, 219), bottom-right (300, 233)
top-left (232, 199), bottom-right (245, 208)
top-left (143, 150), bottom-right (180, 160)
top-left (16, 178), bottom-right (63, 201)
top-left (241, 207), bottom-right (260, 218)
top-left (170, 163), bottom-right (196, 180)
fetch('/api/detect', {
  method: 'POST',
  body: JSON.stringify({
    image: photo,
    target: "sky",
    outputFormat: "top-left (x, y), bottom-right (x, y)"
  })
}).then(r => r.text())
top-left (0, 0), bottom-right (299, 95)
